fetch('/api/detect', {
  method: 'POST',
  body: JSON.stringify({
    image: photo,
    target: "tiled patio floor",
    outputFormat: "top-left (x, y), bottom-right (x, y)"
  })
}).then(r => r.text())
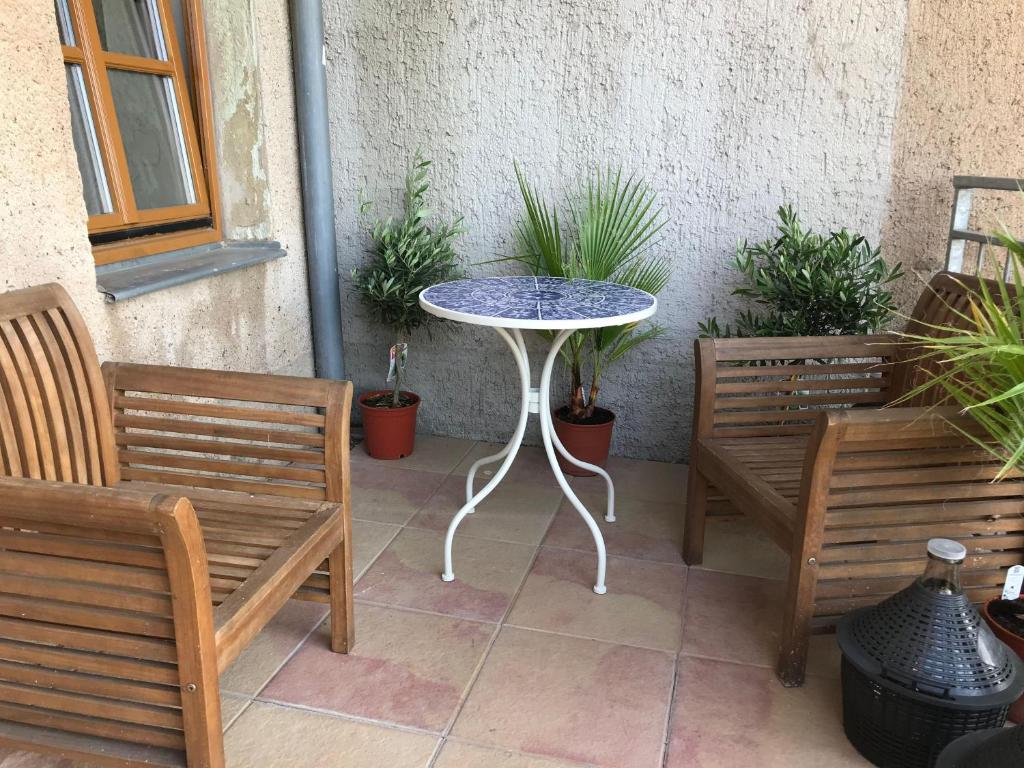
top-left (0, 436), bottom-right (870, 768)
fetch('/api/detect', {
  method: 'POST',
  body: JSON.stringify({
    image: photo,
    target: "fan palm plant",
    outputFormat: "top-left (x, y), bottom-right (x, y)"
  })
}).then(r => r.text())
top-left (896, 229), bottom-right (1024, 479)
top-left (514, 163), bottom-right (670, 421)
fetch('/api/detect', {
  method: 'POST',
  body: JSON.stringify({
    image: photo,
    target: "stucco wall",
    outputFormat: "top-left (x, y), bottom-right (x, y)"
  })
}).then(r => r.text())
top-left (0, 1), bottom-right (313, 377)
top-left (324, 0), bottom-right (907, 461)
top-left (882, 0), bottom-right (1024, 307)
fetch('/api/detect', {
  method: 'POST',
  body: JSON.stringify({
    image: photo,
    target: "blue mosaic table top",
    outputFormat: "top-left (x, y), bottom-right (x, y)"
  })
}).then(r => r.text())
top-left (419, 276), bottom-right (657, 329)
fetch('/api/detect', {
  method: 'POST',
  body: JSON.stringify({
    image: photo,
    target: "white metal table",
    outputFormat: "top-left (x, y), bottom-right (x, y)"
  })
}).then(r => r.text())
top-left (419, 276), bottom-right (657, 594)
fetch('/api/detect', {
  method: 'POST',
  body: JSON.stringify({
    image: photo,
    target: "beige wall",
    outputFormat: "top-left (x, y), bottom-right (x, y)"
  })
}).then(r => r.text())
top-left (0, 1), bottom-right (314, 376)
top-left (882, 0), bottom-right (1024, 307)
top-left (325, 0), bottom-right (908, 461)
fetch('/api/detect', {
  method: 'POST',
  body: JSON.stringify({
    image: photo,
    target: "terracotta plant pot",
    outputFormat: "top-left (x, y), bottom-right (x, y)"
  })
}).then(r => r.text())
top-left (551, 406), bottom-right (615, 477)
top-left (358, 390), bottom-right (420, 460)
top-left (982, 598), bottom-right (1024, 724)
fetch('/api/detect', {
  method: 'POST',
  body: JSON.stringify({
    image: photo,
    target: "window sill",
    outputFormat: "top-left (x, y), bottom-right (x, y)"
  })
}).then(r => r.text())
top-left (95, 240), bottom-right (286, 302)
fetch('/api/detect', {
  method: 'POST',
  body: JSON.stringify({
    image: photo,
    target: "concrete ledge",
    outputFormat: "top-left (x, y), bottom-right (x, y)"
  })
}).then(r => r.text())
top-left (95, 240), bottom-right (286, 302)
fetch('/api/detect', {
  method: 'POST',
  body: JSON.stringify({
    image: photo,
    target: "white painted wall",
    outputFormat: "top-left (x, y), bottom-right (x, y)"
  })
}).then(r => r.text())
top-left (324, 0), bottom-right (908, 461)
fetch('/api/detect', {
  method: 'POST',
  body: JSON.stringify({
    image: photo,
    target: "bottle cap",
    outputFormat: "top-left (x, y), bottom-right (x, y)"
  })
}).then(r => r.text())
top-left (927, 538), bottom-right (967, 564)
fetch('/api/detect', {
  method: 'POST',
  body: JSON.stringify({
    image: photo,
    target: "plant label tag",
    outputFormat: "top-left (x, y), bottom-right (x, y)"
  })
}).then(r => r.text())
top-left (1002, 565), bottom-right (1024, 601)
top-left (386, 343), bottom-right (408, 383)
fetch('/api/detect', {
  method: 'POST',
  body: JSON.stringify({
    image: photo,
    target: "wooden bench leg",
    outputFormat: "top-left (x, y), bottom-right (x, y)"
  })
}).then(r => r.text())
top-left (683, 460), bottom-right (708, 565)
top-left (776, 559), bottom-right (816, 687)
top-left (328, 537), bottom-right (354, 653)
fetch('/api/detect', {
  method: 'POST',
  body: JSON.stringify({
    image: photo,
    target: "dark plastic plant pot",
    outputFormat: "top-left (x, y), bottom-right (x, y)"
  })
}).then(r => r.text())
top-left (552, 407), bottom-right (615, 477)
top-left (982, 598), bottom-right (1024, 724)
top-left (358, 390), bottom-right (420, 460)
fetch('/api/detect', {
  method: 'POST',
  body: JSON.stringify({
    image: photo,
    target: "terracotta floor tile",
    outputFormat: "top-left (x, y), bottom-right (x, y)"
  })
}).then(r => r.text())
top-left (508, 547), bottom-right (686, 651)
top-left (354, 519), bottom-right (401, 579)
top-left (262, 605), bottom-right (495, 732)
top-left (407, 474), bottom-right (562, 545)
top-left (666, 657), bottom-right (868, 767)
top-left (225, 701), bottom-right (438, 767)
top-left (350, 463), bottom-right (447, 525)
top-left (571, 455), bottom-right (685, 503)
top-left (681, 570), bottom-right (841, 678)
top-left (543, 493), bottom-right (684, 564)
top-left (435, 741), bottom-right (593, 767)
top-left (353, 435), bottom-right (475, 475)
top-left (220, 599), bottom-right (328, 696)
top-left (355, 528), bottom-right (536, 622)
top-left (698, 514), bottom-right (789, 580)
top-left (451, 442), bottom-right (562, 486)
top-left (452, 627), bottom-right (674, 768)
top-left (221, 692), bottom-right (251, 730)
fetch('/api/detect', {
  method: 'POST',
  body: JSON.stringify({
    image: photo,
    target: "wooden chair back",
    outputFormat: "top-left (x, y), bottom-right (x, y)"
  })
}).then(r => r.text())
top-left (104, 363), bottom-right (349, 503)
top-left (0, 284), bottom-right (118, 485)
top-left (891, 271), bottom-right (1010, 404)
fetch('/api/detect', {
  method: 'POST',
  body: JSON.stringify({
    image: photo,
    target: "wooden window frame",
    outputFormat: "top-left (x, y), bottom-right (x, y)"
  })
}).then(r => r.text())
top-left (60, 0), bottom-right (222, 266)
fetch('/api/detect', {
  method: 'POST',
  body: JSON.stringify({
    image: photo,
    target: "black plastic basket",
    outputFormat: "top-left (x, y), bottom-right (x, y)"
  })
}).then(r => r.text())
top-left (841, 656), bottom-right (1011, 768)
top-left (936, 723), bottom-right (1024, 768)
top-left (838, 579), bottom-right (1024, 768)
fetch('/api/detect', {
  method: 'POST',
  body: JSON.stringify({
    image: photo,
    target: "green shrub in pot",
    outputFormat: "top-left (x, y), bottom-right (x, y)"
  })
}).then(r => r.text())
top-left (351, 152), bottom-right (464, 457)
top-left (699, 205), bottom-right (903, 339)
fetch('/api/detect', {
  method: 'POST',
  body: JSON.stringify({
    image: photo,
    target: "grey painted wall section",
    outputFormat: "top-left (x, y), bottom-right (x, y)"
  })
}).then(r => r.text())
top-left (323, 0), bottom-right (907, 462)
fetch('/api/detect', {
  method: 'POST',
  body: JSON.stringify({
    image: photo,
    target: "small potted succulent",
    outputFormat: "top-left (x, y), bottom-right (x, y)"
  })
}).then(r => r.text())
top-left (899, 227), bottom-right (1024, 722)
top-left (351, 152), bottom-right (464, 459)
top-left (513, 165), bottom-right (669, 475)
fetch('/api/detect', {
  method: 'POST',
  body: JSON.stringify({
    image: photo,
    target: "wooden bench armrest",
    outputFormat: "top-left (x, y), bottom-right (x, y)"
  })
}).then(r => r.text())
top-left (0, 476), bottom-right (224, 764)
top-left (827, 405), bottom-right (982, 443)
top-left (0, 475), bottom-right (181, 534)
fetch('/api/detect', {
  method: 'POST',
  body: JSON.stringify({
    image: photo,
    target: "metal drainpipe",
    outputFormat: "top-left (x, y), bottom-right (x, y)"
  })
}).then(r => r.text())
top-left (290, 0), bottom-right (345, 380)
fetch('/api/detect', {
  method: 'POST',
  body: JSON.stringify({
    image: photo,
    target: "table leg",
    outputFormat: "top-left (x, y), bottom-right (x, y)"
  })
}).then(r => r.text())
top-left (538, 329), bottom-right (612, 595)
top-left (442, 328), bottom-right (531, 582)
top-left (464, 432), bottom-right (519, 514)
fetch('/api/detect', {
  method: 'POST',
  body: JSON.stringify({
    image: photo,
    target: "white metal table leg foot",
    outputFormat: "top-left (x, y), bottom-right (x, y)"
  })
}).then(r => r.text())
top-left (441, 328), bottom-right (531, 583)
top-left (537, 329), bottom-right (612, 595)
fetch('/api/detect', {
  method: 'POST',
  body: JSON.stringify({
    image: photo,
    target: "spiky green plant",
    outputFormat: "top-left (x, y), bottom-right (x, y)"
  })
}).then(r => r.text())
top-left (514, 164), bottom-right (669, 421)
top-left (896, 229), bottom-right (1024, 479)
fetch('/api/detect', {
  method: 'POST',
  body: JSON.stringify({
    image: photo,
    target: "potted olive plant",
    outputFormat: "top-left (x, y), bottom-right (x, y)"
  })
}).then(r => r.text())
top-left (513, 165), bottom-right (669, 475)
top-left (352, 152), bottom-right (464, 459)
top-left (699, 205), bottom-right (904, 338)
top-left (899, 228), bottom-right (1024, 722)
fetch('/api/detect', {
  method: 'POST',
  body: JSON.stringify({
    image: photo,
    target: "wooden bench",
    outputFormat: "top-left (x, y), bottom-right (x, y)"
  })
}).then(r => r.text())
top-left (0, 284), bottom-right (354, 766)
top-left (685, 271), bottom-right (1024, 686)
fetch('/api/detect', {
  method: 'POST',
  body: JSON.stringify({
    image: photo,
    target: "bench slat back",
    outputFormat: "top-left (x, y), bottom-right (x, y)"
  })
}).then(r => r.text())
top-left (816, 410), bottom-right (1023, 625)
top-left (891, 271), bottom-right (1006, 404)
top-left (105, 362), bottom-right (348, 503)
top-left (0, 284), bottom-right (117, 486)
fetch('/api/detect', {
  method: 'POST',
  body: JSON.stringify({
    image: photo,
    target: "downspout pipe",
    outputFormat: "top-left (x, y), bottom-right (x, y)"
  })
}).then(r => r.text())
top-left (290, 0), bottom-right (345, 380)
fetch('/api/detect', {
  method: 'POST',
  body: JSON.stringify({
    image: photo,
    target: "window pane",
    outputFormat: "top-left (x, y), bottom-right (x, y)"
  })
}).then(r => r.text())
top-left (108, 69), bottom-right (196, 210)
top-left (65, 65), bottom-right (113, 216)
top-left (54, 0), bottom-right (75, 45)
top-left (169, 0), bottom-right (192, 95)
top-left (93, 0), bottom-right (166, 60)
